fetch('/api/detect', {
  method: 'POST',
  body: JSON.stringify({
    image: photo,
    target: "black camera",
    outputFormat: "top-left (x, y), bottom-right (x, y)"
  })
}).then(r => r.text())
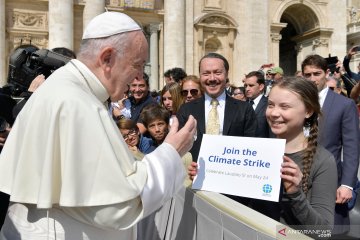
top-left (7, 47), bottom-right (71, 91)
top-left (325, 55), bottom-right (339, 74)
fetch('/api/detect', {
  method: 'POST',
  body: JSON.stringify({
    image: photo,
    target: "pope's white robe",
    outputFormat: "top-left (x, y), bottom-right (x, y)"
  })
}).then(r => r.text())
top-left (0, 60), bottom-right (185, 239)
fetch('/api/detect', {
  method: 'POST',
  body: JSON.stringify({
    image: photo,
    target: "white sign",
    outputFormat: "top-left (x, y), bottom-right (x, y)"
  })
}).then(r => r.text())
top-left (192, 134), bottom-right (286, 202)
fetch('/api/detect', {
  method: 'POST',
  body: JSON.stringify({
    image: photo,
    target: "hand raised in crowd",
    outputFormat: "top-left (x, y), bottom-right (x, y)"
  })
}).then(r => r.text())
top-left (188, 162), bottom-right (198, 181)
top-left (164, 115), bottom-right (197, 157)
top-left (350, 81), bottom-right (360, 101)
top-left (28, 74), bottom-right (46, 93)
top-left (336, 60), bottom-right (344, 73)
top-left (347, 46), bottom-right (360, 58)
top-left (117, 98), bottom-right (127, 110)
top-left (280, 156), bottom-right (303, 194)
top-left (260, 63), bottom-right (274, 69)
top-left (336, 186), bottom-right (353, 204)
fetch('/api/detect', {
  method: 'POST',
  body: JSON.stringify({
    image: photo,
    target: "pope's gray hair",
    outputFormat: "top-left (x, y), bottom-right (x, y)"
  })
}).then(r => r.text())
top-left (77, 31), bottom-right (135, 61)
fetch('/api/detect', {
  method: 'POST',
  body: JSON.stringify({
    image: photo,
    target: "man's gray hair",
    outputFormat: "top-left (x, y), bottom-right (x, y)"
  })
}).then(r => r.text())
top-left (77, 32), bottom-right (134, 61)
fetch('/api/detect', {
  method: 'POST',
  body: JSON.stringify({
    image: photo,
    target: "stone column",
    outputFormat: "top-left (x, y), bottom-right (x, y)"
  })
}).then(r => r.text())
top-left (270, 23), bottom-right (287, 67)
top-left (295, 43), bottom-right (303, 71)
top-left (0, 0), bottom-right (6, 86)
top-left (83, 0), bottom-right (105, 30)
top-left (164, 0), bottom-right (185, 71)
top-left (149, 24), bottom-right (159, 91)
top-left (48, 0), bottom-right (73, 49)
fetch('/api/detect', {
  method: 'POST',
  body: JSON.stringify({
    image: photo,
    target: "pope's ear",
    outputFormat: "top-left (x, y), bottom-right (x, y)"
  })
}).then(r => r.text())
top-left (98, 47), bottom-right (115, 69)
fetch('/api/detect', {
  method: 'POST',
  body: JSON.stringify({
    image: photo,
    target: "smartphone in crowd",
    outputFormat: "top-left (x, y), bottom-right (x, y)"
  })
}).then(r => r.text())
top-left (353, 46), bottom-right (360, 52)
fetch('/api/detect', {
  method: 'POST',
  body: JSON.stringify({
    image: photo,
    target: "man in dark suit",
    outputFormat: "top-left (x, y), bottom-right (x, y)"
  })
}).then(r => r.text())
top-left (177, 52), bottom-right (257, 162)
top-left (244, 71), bottom-right (273, 138)
top-left (302, 54), bottom-right (360, 236)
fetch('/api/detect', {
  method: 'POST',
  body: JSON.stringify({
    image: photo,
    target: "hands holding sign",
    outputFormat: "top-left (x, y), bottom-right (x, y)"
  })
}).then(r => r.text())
top-left (188, 162), bottom-right (197, 181)
top-left (280, 156), bottom-right (303, 194)
top-left (188, 155), bottom-right (303, 196)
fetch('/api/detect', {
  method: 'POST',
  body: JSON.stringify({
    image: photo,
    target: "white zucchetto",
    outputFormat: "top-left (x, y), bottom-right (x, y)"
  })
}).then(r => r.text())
top-left (82, 12), bottom-right (141, 40)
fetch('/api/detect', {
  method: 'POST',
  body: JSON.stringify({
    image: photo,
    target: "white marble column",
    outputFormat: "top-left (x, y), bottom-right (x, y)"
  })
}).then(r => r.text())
top-left (48, 0), bottom-right (73, 49)
top-left (270, 23), bottom-right (287, 67)
top-left (164, 0), bottom-right (185, 71)
top-left (0, 0), bottom-right (6, 86)
top-left (83, 0), bottom-right (105, 30)
top-left (149, 24), bottom-right (159, 90)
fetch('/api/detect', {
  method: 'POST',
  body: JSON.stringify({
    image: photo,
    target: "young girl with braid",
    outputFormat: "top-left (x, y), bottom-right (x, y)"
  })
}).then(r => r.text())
top-left (266, 77), bottom-right (337, 229)
top-left (188, 77), bottom-right (338, 231)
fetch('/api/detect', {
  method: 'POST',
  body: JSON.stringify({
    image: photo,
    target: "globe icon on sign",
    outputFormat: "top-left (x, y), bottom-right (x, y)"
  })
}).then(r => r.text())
top-left (262, 184), bottom-right (272, 194)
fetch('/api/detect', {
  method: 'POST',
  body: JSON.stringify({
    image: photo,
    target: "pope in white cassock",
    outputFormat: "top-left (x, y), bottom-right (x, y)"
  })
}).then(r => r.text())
top-left (0, 12), bottom-right (197, 240)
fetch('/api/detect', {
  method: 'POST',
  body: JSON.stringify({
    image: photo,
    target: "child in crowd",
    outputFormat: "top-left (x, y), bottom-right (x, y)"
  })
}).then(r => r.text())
top-left (140, 104), bottom-right (170, 148)
top-left (116, 118), bottom-right (155, 159)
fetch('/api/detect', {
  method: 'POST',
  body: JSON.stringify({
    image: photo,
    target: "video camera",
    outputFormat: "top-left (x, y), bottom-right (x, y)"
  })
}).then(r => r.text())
top-left (7, 47), bottom-right (71, 92)
top-left (325, 55), bottom-right (339, 74)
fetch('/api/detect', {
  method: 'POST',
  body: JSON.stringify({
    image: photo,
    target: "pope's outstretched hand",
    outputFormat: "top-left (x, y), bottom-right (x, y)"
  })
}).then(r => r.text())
top-left (164, 115), bottom-right (197, 157)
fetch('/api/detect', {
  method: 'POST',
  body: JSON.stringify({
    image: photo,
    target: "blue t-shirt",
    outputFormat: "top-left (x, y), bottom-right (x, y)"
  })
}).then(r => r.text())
top-left (138, 135), bottom-right (156, 154)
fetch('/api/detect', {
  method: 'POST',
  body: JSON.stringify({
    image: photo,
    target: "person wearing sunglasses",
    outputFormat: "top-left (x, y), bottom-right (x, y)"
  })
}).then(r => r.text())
top-left (230, 85), bottom-right (246, 101)
top-left (117, 119), bottom-right (156, 160)
top-left (181, 75), bottom-right (203, 103)
top-left (327, 76), bottom-right (346, 96)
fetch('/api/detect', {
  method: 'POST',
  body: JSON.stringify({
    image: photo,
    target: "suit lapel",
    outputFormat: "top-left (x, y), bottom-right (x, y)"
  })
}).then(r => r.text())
top-left (255, 95), bottom-right (267, 114)
top-left (194, 97), bottom-right (206, 134)
top-left (319, 90), bottom-right (334, 134)
top-left (223, 96), bottom-right (235, 134)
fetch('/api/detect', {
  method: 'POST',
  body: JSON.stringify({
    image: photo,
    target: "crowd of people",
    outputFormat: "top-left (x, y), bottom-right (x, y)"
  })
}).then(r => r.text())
top-left (0, 11), bottom-right (359, 239)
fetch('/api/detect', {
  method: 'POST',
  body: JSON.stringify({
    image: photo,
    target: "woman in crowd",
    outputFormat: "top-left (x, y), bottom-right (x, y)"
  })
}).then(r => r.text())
top-left (161, 82), bottom-right (183, 117)
top-left (188, 77), bottom-right (337, 232)
top-left (116, 118), bottom-right (155, 159)
top-left (180, 75), bottom-right (203, 103)
top-left (230, 85), bottom-right (246, 101)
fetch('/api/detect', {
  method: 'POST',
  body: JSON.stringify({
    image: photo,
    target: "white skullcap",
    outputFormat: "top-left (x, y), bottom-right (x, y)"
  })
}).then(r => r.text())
top-left (82, 12), bottom-right (141, 40)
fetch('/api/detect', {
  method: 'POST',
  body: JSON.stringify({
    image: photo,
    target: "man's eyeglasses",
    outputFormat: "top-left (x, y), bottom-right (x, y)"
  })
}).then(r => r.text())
top-left (233, 92), bottom-right (244, 96)
top-left (122, 129), bottom-right (138, 140)
top-left (181, 89), bottom-right (199, 97)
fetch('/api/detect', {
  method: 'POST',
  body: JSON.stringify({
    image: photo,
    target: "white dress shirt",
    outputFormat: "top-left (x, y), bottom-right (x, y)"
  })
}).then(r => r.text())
top-left (250, 94), bottom-right (264, 110)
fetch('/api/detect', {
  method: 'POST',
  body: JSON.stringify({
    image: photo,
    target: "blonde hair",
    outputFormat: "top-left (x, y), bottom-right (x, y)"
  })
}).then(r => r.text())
top-left (160, 82), bottom-right (184, 114)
